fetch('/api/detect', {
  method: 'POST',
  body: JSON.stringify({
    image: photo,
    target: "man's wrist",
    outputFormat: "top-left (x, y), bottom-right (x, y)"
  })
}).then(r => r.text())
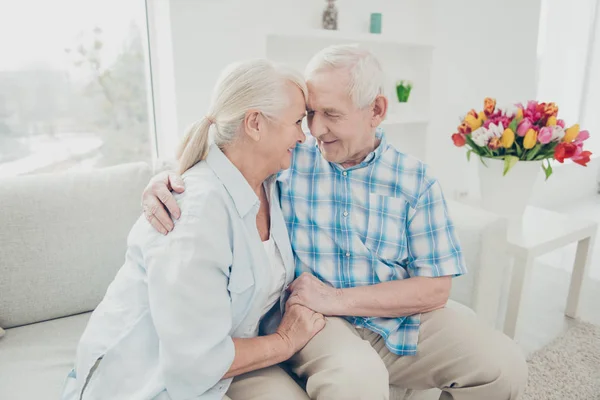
top-left (331, 287), bottom-right (350, 316)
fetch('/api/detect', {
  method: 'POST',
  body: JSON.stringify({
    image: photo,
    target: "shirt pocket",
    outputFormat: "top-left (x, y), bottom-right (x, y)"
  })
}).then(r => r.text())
top-left (365, 193), bottom-right (408, 262)
top-left (227, 263), bottom-right (255, 327)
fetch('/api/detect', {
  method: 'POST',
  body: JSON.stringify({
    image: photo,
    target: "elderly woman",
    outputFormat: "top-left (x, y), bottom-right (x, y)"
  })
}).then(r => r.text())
top-left (61, 59), bottom-right (325, 400)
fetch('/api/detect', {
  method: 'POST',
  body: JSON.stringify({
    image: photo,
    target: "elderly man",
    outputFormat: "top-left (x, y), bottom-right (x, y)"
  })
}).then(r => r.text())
top-left (143, 45), bottom-right (527, 400)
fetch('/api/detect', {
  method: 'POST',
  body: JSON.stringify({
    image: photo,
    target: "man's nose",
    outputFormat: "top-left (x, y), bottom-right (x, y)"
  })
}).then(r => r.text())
top-left (308, 113), bottom-right (327, 138)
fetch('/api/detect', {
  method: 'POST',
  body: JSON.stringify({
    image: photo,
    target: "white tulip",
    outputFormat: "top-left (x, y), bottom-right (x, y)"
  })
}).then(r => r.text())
top-left (472, 127), bottom-right (489, 147)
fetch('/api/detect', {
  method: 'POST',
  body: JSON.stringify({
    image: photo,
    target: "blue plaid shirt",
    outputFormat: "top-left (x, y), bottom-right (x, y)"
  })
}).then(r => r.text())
top-left (277, 130), bottom-right (466, 356)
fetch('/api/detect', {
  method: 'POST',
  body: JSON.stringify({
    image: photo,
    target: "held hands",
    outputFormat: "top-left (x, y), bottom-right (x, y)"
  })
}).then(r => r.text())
top-left (286, 273), bottom-right (345, 316)
top-left (275, 304), bottom-right (325, 355)
top-left (141, 171), bottom-right (185, 235)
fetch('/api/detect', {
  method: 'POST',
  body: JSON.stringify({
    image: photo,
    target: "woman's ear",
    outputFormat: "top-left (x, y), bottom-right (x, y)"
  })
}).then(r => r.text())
top-left (243, 110), bottom-right (262, 142)
top-left (371, 95), bottom-right (388, 128)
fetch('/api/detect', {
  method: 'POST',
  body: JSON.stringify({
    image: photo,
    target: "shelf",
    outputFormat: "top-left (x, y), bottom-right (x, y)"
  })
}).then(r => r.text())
top-left (382, 113), bottom-right (429, 125)
top-left (266, 29), bottom-right (434, 49)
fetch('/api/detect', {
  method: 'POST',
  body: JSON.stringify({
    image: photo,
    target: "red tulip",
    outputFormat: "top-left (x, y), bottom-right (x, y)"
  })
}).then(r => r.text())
top-left (572, 151), bottom-right (592, 166)
top-left (452, 133), bottom-right (466, 147)
top-left (554, 142), bottom-right (577, 163)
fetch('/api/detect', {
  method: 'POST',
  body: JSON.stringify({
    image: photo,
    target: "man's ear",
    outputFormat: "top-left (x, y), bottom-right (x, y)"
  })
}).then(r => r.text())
top-left (371, 95), bottom-right (388, 128)
top-left (243, 110), bottom-right (262, 142)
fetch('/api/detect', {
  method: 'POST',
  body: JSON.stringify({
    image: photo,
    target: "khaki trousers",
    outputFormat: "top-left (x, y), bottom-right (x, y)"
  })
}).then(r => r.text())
top-left (224, 364), bottom-right (309, 400)
top-left (289, 308), bottom-right (528, 400)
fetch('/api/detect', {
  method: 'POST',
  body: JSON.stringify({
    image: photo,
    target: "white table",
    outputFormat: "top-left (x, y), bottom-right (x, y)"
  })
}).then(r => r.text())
top-left (502, 206), bottom-right (598, 339)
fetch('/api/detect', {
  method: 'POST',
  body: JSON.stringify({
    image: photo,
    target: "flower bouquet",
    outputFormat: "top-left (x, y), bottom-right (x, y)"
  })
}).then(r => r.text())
top-left (451, 98), bottom-right (592, 180)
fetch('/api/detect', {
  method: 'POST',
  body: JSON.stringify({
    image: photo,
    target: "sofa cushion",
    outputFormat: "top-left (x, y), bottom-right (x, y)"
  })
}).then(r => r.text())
top-left (0, 306), bottom-right (464, 400)
top-left (0, 312), bottom-right (91, 400)
top-left (0, 162), bottom-right (152, 328)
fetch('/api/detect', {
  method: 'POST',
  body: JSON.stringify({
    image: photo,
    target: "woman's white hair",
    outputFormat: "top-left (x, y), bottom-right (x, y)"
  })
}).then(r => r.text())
top-left (177, 59), bottom-right (308, 174)
top-left (304, 44), bottom-right (385, 109)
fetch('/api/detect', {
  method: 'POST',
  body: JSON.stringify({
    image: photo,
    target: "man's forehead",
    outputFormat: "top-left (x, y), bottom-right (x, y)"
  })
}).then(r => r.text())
top-left (306, 73), bottom-right (351, 110)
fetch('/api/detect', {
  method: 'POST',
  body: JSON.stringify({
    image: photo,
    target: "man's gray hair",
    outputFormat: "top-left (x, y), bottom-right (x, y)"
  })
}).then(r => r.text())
top-left (304, 44), bottom-right (386, 109)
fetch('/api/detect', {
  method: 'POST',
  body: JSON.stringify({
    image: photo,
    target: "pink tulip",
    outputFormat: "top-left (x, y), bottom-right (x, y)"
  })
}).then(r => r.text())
top-left (538, 126), bottom-right (553, 144)
top-left (517, 119), bottom-right (533, 137)
top-left (557, 119), bottom-right (566, 128)
top-left (574, 141), bottom-right (583, 157)
top-left (576, 130), bottom-right (590, 142)
top-left (526, 100), bottom-right (538, 113)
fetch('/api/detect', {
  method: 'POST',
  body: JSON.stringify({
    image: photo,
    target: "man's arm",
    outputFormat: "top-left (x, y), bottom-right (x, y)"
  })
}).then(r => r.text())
top-left (288, 179), bottom-right (465, 318)
top-left (142, 171), bottom-right (185, 235)
top-left (334, 276), bottom-right (451, 317)
top-left (287, 273), bottom-right (451, 317)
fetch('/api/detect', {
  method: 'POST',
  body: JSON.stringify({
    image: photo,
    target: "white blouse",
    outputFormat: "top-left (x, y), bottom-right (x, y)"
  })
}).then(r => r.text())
top-left (260, 236), bottom-right (288, 319)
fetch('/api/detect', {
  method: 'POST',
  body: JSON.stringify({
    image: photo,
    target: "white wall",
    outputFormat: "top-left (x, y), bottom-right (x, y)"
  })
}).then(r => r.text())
top-left (155, 0), bottom-right (598, 206)
top-left (427, 0), bottom-right (542, 199)
top-left (166, 0), bottom-right (432, 138)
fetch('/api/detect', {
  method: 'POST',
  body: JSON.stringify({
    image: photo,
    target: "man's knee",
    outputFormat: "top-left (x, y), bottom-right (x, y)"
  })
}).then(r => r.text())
top-left (291, 317), bottom-right (389, 399)
top-left (465, 334), bottom-right (528, 399)
top-left (303, 340), bottom-right (389, 399)
top-left (495, 340), bottom-right (528, 399)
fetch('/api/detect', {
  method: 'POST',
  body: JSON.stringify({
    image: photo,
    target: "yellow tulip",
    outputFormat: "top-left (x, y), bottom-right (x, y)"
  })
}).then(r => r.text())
top-left (501, 128), bottom-right (515, 148)
top-left (465, 114), bottom-right (483, 131)
top-left (547, 116), bottom-right (557, 127)
top-left (478, 111), bottom-right (488, 122)
top-left (516, 108), bottom-right (524, 120)
top-left (523, 129), bottom-right (537, 149)
top-left (563, 124), bottom-right (580, 142)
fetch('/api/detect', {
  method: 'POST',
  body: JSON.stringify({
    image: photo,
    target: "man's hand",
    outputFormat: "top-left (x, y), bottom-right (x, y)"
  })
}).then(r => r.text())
top-left (142, 171), bottom-right (186, 235)
top-left (286, 273), bottom-right (345, 316)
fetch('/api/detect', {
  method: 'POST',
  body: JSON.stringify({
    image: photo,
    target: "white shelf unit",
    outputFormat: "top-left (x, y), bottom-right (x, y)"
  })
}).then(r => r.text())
top-left (268, 29), bottom-right (434, 48)
top-left (265, 29), bottom-right (433, 160)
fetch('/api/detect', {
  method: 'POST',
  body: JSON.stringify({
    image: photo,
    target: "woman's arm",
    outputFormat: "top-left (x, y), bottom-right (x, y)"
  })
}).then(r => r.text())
top-left (224, 304), bottom-right (325, 379)
top-left (224, 335), bottom-right (291, 379)
top-left (145, 191), bottom-right (324, 398)
top-left (145, 192), bottom-right (238, 399)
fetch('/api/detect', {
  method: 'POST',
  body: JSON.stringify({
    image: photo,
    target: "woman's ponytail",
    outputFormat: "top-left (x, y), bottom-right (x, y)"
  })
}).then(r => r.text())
top-left (177, 117), bottom-right (214, 174)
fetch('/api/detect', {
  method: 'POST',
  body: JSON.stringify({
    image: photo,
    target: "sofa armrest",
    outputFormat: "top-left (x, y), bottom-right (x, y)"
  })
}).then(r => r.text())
top-left (446, 199), bottom-right (509, 329)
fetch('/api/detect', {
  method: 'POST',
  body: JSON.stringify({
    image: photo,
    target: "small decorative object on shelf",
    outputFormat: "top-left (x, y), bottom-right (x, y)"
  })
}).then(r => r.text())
top-left (370, 12), bottom-right (382, 34)
top-left (395, 80), bottom-right (412, 103)
top-left (451, 98), bottom-right (593, 219)
top-left (322, 0), bottom-right (338, 31)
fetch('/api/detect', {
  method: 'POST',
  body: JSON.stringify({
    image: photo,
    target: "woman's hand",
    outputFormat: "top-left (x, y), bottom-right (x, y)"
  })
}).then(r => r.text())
top-left (275, 304), bottom-right (326, 355)
top-left (141, 171), bottom-right (185, 234)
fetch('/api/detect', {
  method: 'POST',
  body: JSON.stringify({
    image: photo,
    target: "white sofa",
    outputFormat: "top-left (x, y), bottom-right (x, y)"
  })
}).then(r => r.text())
top-left (0, 162), bottom-right (503, 400)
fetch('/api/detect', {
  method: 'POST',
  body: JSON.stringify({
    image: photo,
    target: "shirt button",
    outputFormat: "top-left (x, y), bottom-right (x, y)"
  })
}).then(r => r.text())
top-left (345, 252), bottom-right (350, 257)
top-left (342, 171), bottom-right (347, 176)
top-left (343, 211), bottom-right (348, 217)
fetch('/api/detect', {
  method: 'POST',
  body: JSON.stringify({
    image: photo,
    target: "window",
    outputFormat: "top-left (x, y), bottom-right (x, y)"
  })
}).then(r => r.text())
top-left (536, 0), bottom-right (600, 158)
top-left (0, 0), bottom-right (155, 178)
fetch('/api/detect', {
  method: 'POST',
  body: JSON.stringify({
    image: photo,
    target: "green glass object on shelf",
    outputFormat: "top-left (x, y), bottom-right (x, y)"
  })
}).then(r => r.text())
top-left (370, 13), bottom-right (382, 34)
top-left (396, 80), bottom-right (413, 103)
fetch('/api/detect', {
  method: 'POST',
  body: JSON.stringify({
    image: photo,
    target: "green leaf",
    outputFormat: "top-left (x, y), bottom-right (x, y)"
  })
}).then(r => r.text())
top-left (509, 118), bottom-right (518, 133)
top-left (466, 150), bottom-right (473, 162)
top-left (503, 155), bottom-right (519, 176)
top-left (526, 144), bottom-right (542, 161)
top-left (479, 155), bottom-right (488, 167)
top-left (464, 135), bottom-right (488, 158)
top-left (542, 159), bottom-right (553, 180)
top-left (515, 141), bottom-right (523, 158)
